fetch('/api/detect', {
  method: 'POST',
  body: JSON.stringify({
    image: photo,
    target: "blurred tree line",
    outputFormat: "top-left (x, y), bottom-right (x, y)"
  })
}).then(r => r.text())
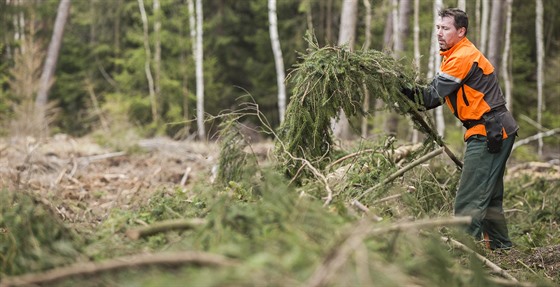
top-left (0, 0), bottom-right (558, 152)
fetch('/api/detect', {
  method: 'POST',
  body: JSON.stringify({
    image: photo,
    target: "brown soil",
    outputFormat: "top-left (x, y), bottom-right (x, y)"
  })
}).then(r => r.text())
top-left (1, 134), bottom-right (559, 282)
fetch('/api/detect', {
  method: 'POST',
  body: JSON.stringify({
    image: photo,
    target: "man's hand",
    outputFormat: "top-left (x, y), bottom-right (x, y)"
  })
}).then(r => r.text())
top-left (400, 85), bottom-right (421, 102)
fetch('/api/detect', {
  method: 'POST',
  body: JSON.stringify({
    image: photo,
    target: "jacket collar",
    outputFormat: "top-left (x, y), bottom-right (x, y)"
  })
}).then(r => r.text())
top-left (439, 37), bottom-right (470, 57)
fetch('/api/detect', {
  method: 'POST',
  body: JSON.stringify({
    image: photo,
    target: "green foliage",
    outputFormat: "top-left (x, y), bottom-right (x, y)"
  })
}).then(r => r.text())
top-left (0, 190), bottom-right (83, 276)
top-left (275, 33), bottom-right (428, 179)
top-left (215, 117), bottom-right (259, 187)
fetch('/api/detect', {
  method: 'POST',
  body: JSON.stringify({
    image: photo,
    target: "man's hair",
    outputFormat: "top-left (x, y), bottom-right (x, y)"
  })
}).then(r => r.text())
top-left (439, 8), bottom-right (469, 35)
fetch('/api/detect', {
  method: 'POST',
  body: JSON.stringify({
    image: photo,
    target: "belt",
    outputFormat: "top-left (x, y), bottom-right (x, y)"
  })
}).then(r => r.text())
top-left (461, 105), bottom-right (507, 129)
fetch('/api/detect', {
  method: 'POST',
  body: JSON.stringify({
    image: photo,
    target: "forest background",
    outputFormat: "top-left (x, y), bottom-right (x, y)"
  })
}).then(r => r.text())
top-left (0, 0), bottom-right (558, 159)
top-left (1, 0), bottom-right (560, 285)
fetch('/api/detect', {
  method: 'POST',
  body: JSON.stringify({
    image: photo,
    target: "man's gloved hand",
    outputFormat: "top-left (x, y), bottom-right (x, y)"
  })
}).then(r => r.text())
top-left (400, 85), bottom-right (421, 102)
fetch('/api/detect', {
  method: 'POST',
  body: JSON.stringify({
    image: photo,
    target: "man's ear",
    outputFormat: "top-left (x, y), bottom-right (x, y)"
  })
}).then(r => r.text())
top-left (459, 27), bottom-right (466, 37)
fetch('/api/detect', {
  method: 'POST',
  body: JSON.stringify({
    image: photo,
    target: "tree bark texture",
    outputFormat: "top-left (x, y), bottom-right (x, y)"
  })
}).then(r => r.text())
top-left (268, 0), bottom-right (286, 123)
top-left (35, 0), bottom-right (71, 109)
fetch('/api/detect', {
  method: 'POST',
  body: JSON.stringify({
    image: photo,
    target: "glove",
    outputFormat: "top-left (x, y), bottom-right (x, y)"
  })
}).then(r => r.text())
top-left (400, 85), bottom-right (421, 102)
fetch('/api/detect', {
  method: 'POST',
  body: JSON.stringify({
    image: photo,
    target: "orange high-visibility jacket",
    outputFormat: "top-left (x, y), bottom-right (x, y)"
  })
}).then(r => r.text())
top-left (422, 37), bottom-right (518, 141)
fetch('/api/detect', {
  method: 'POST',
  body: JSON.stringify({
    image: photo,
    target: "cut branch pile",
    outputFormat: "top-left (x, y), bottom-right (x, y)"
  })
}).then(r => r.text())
top-left (275, 33), bottom-right (451, 179)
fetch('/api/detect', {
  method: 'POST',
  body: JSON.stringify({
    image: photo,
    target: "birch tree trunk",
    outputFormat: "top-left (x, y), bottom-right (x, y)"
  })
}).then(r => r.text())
top-left (536, 0), bottom-right (544, 156)
top-left (137, 0), bottom-right (158, 124)
top-left (195, 0), bottom-right (205, 139)
top-left (153, 0), bottom-right (161, 125)
top-left (411, 0), bottom-right (420, 143)
top-left (386, 0), bottom-right (411, 137)
top-left (480, 0), bottom-right (489, 54)
top-left (501, 0), bottom-right (513, 111)
top-left (361, 0), bottom-right (372, 138)
top-left (332, 0), bottom-right (358, 140)
top-left (487, 0), bottom-right (503, 73)
top-left (457, 0), bottom-right (466, 11)
top-left (268, 0), bottom-right (286, 123)
top-left (427, 0), bottom-right (444, 137)
top-left (35, 0), bottom-right (71, 110)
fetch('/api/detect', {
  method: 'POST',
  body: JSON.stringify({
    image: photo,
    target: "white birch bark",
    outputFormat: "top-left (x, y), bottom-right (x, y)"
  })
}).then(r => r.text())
top-left (501, 0), bottom-right (513, 111)
top-left (137, 0), bottom-right (158, 124)
top-left (427, 0), bottom-right (444, 137)
top-left (195, 0), bottom-right (205, 139)
top-left (153, 0), bottom-right (161, 117)
top-left (268, 0), bottom-right (286, 123)
top-left (480, 0), bottom-right (489, 54)
top-left (487, 0), bottom-right (503, 71)
top-left (457, 0), bottom-right (466, 11)
top-left (536, 0), bottom-right (544, 156)
top-left (35, 0), bottom-right (71, 109)
top-left (411, 0), bottom-right (420, 143)
top-left (361, 0), bottom-right (372, 138)
top-left (332, 0), bottom-right (358, 140)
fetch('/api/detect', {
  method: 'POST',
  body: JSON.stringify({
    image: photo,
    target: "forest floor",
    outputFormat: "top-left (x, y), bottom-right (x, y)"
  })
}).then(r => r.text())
top-left (1, 134), bottom-right (559, 285)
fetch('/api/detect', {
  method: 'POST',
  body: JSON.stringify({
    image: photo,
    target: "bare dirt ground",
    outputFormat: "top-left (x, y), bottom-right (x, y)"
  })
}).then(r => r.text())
top-left (1, 134), bottom-right (559, 281)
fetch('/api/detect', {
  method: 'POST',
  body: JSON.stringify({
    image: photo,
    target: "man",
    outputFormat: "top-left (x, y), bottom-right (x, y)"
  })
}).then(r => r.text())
top-left (402, 8), bottom-right (518, 250)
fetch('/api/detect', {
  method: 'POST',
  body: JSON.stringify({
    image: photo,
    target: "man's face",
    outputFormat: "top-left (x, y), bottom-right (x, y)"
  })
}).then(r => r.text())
top-left (436, 16), bottom-right (465, 50)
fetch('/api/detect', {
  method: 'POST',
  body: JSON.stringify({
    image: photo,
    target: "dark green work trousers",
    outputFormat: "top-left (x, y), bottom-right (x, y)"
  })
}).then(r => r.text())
top-left (454, 134), bottom-right (516, 249)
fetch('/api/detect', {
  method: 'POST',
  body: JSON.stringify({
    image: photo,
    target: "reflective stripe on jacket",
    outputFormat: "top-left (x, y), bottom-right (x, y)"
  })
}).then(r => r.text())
top-left (421, 37), bottom-right (518, 141)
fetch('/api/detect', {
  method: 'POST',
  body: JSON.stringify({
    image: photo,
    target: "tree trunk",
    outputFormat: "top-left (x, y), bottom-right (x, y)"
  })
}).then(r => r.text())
top-left (487, 0), bottom-right (503, 73)
top-left (153, 0), bottom-right (161, 125)
top-left (268, 0), bottom-right (286, 124)
top-left (457, 0), bottom-right (466, 11)
top-left (386, 0), bottom-right (411, 137)
top-left (137, 0), bottom-right (158, 125)
top-left (195, 0), bottom-right (205, 140)
top-left (332, 0), bottom-right (358, 140)
top-left (480, 0), bottom-right (489, 54)
top-left (536, 0), bottom-right (544, 156)
top-left (361, 0), bottom-right (372, 138)
top-left (501, 0), bottom-right (513, 111)
top-left (427, 0), bottom-right (444, 137)
top-left (411, 0), bottom-right (420, 143)
top-left (35, 0), bottom-right (71, 110)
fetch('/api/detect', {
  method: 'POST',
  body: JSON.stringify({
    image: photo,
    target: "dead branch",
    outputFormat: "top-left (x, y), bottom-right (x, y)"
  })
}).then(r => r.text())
top-left (306, 216), bottom-right (471, 287)
top-left (512, 128), bottom-right (560, 150)
top-left (126, 218), bottom-right (206, 240)
top-left (441, 236), bottom-right (518, 282)
top-left (372, 185), bottom-right (416, 204)
top-left (0, 251), bottom-right (236, 287)
top-left (408, 109), bottom-right (463, 169)
top-left (77, 151), bottom-right (126, 163)
top-left (354, 147), bottom-right (444, 201)
top-left (326, 148), bottom-right (375, 170)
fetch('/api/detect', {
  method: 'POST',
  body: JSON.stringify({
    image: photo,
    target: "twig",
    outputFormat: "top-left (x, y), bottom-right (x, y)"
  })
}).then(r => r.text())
top-left (408, 109), bottom-right (463, 169)
top-left (0, 251), bottom-right (236, 287)
top-left (512, 128), bottom-right (560, 150)
top-left (441, 236), bottom-right (518, 282)
top-left (180, 166), bottom-right (192, 186)
top-left (372, 186), bottom-right (416, 204)
top-left (126, 218), bottom-right (206, 240)
top-left (77, 151), bottom-right (126, 163)
top-left (325, 148), bottom-right (375, 170)
top-left (306, 216), bottom-right (471, 287)
top-left (354, 147), bottom-right (443, 201)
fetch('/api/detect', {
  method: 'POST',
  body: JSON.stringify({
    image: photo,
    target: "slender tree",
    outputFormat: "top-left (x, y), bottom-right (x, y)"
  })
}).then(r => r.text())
top-left (268, 0), bottom-right (286, 123)
top-left (35, 0), bottom-right (71, 113)
top-left (195, 0), bottom-right (205, 139)
top-left (487, 0), bottom-right (503, 72)
top-left (427, 0), bottom-right (444, 137)
top-left (411, 0), bottom-right (420, 143)
top-left (332, 0), bottom-right (358, 140)
top-left (361, 0), bottom-right (372, 138)
top-left (153, 0), bottom-right (161, 122)
top-left (501, 0), bottom-right (513, 111)
top-left (480, 0), bottom-right (489, 54)
top-left (137, 0), bottom-right (158, 124)
top-left (536, 0), bottom-right (544, 156)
